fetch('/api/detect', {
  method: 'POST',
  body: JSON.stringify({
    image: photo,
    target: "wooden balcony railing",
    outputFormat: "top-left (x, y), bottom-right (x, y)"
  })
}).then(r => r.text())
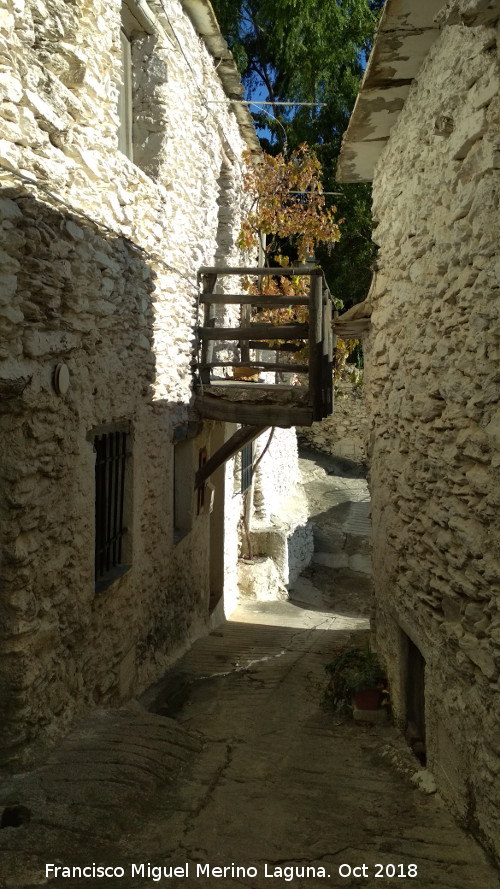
top-left (193, 266), bottom-right (335, 428)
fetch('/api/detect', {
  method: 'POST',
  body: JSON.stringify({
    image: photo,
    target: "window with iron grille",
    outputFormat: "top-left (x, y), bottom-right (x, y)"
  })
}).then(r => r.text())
top-left (94, 428), bottom-right (130, 593)
top-left (241, 442), bottom-right (253, 493)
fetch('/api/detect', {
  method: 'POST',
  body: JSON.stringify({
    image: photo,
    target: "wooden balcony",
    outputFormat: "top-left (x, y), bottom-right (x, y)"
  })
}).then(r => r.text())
top-left (193, 266), bottom-right (335, 428)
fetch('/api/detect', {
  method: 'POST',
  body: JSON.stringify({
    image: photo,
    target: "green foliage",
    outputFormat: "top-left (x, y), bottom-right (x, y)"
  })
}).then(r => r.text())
top-left (325, 644), bottom-right (385, 711)
top-left (315, 157), bottom-right (377, 309)
top-left (212, 0), bottom-right (382, 144)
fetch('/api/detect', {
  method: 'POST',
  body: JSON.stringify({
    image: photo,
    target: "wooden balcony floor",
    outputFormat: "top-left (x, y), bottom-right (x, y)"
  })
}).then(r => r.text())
top-left (194, 380), bottom-right (315, 427)
top-left (194, 265), bottom-right (335, 428)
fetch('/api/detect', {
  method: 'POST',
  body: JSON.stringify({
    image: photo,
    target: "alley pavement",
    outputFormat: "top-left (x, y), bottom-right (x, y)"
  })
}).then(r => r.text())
top-left (1, 450), bottom-right (498, 889)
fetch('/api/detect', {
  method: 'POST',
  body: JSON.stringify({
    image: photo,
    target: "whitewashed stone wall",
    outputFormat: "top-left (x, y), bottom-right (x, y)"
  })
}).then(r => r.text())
top-left (365, 11), bottom-right (500, 862)
top-left (298, 371), bottom-right (368, 464)
top-left (0, 0), bottom-right (265, 761)
top-left (249, 428), bottom-right (313, 590)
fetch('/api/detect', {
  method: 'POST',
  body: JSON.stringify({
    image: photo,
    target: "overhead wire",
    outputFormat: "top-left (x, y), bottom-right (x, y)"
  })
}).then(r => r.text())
top-left (156, 0), bottom-right (235, 150)
top-left (156, 0), bottom-right (292, 156)
top-left (246, 100), bottom-right (288, 153)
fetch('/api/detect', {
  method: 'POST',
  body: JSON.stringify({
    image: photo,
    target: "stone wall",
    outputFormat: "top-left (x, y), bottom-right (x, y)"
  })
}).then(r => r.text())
top-left (365, 11), bottom-right (500, 861)
top-left (298, 370), bottom-right (368, 465)
top-left (0, 0), bottom-right (268, 761)
top-left (243, 427), bottom-right (314, 597)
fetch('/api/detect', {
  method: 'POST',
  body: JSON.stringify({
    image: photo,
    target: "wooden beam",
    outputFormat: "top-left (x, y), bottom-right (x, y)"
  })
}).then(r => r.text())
top-left (240, 303), bottom-right (251, 363)
top-left (198, 266), bottom-right (322, 278)
top-left (200, 294), bottom-right (310, 306)
top-left (198, 323), bottom-right (309, 341)
top-left (199, 273), bottom-right (218, 386)
top-left (195, 425), bottom-right (269, 488)
top-left (196, 361), bottom-right (309, 373)
top-left (308, 275), bottom-right (324, 421)
top-left (249, 341), bottom-right (305, 353)
top-left (194, 396), bottom-right (313, 427)
top-left (322, 299), bottom-right (334, 417)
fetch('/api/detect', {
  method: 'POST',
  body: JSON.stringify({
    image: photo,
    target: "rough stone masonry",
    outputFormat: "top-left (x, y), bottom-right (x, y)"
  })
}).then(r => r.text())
top-left (338, 0), bottom-right (500, 865)
top-left (0, 0), bottom-right (305, 764)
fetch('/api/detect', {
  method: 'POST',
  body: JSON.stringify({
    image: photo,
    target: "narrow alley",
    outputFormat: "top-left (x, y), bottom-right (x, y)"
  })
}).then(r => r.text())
top-left (1, 450), bottom-right (498, 889)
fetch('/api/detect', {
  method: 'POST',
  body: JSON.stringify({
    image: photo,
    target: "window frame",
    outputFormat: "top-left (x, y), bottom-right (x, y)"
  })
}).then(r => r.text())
top-left (118, 0), bottom-right (169, 163)
top-left (92, 423), bottom-right (132, 594)
top-left (117, 27), bottom-right (133, 160)
top-left (173, 437), bottom-right (194, 544)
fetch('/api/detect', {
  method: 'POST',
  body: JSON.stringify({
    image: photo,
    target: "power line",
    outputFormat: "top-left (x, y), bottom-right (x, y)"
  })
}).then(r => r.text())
top-left (227, 100), bottom-right (326, 107)
top-left (247, 101), bottom-right (288, 151)
top-left (290, 191), bottom-right (344, 196)
top-left (156, 0), bottom-right (239, 153)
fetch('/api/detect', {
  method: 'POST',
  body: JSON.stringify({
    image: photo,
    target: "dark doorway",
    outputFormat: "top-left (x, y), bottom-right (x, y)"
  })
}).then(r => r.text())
top-left (405, 635), bottom-right (426, 766)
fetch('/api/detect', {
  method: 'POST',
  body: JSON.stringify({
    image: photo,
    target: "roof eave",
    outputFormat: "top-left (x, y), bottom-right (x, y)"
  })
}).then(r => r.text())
top-left (336, 0), bottom-right (444, 183)
top-left (179, 0), bottom-right (261, 157)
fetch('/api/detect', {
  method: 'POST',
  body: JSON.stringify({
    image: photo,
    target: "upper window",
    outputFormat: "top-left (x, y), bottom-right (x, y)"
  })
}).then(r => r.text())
top-left (117, 0), bottom-right (173, 176)
top-left (118, 0), bottom-right (154, 162)
top-left (94, 427), bottom-right (131, 593)
top-left (117, 27), bottom-right (133, 160)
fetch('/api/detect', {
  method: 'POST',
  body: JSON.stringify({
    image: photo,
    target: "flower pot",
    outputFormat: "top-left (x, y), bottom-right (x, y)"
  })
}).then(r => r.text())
top-left (354, 687), bottom-right (381, 710)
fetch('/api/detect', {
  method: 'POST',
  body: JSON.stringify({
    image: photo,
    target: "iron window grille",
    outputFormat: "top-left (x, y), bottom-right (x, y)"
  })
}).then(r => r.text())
top-left (241, 442), bottom-right (253, 493)
top-left (94, 429), bottom-right (130, 592)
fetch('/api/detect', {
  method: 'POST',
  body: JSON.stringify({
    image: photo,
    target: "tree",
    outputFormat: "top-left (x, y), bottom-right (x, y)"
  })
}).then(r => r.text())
top-left (212, 0), bottom-right (383, 310)
top-left (238, 144), bottom-right (341, 264)
top-left (235, 144), bottom-right (341, 363)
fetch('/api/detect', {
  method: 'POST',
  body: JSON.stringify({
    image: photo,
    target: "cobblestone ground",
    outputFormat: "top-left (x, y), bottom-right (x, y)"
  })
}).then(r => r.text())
top-left (0, 450), bottom-right (498, 889)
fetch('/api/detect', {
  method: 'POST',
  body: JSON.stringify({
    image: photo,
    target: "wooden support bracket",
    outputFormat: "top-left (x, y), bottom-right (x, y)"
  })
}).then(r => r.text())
top-left (195, 425), bottom-right (269, 488)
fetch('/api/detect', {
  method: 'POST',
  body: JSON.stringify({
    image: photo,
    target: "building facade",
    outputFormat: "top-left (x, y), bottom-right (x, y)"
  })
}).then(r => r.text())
top-left (0, 0), bottom-right (307, 762)
top-left (337, 0), bottom-right (500, 862)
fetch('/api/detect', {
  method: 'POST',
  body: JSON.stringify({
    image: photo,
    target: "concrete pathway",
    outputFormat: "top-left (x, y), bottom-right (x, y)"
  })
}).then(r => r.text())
top-left (0, 451), bottom-right (498, 889)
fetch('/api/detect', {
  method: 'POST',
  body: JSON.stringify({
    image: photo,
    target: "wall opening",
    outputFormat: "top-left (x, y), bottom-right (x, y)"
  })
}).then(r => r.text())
top-left (93, 423), bottom-right (132, 595)
top-left (173, 437), bottom-right (193, 544)
top-left (208, 424), bottom-right (227, 615)
top-left (404, 634), bottom-right (427, 766)
top-left (118, 0), bottom-right (170, 177)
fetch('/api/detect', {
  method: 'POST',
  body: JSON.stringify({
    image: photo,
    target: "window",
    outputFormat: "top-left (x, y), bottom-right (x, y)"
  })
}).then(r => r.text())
top-left (117, 0), bottom-right (166, 165)
top-left (117, 27), bottom-right (133, 160)
top-left (173, 438), bottom-right (194, 543)
top-left (94, 428), bottom-right (131, 593)
top-left (241, 442), bottom-right (253, 493)
top-left (118, 0), bottom-right (153, 162)
top-left (197, 447), bottom-right (207, 515)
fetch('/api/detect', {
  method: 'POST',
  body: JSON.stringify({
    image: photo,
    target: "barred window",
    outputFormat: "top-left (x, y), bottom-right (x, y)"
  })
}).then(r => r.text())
top-left (94, 428), bottom-right (130, 593)
top-left (241, 442), bottom-right (253, 493)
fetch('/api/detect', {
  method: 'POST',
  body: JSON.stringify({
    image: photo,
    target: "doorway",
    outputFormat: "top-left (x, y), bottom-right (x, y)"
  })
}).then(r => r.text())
top-left (405, 634), bottom-right (426, 765)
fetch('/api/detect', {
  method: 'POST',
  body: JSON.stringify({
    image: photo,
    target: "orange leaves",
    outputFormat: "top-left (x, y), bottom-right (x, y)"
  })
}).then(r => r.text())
top-left (239, 144), bottom-right (341, 263)
top-left (335, 336), bottom-right (359, 378)
top-left (237, 144), bottom-right (342, 364)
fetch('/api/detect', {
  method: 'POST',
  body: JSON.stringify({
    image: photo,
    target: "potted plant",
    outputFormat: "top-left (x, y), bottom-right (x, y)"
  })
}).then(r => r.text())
top-left (325, 644), bottom-right (386, 712)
